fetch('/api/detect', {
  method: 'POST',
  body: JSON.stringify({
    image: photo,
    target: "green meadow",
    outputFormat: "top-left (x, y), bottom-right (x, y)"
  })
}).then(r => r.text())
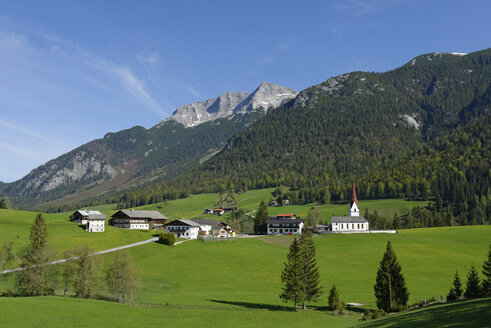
top-left (137, 188), bottom-right (428, 221)
top-left (0, 191), bottom-right (488, 327)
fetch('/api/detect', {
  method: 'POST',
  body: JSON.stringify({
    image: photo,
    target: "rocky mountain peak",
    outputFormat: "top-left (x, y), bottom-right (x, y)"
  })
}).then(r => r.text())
top-left (233, 81), bottom-right (298, 113)
top-left (156, 82), bottom-right (298, 128)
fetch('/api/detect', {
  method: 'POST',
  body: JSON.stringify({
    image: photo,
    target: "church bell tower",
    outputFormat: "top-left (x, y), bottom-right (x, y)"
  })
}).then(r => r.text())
top-left (349, 181), bottom-right (359, 217)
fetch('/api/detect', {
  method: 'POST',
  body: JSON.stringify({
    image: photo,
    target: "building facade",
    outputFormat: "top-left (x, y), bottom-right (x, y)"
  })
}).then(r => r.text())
top-left (266, 214), bottom-right (304, 235)
top-left (329, 181), bottom-right (369, 232)
top-left (109, 210), bottom-right (167, 230)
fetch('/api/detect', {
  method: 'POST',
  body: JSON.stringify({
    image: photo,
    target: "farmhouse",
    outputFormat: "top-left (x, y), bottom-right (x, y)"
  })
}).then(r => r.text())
top-left (164, 219), bottom-right (234, 239)
top-left (266, 214), bottom-right (304, 235)
top-left (330, 181), bottom-right (369, 232)
top-left (213, 208), bottom-right (225, 216)
top-left (109, 209), bottom-right (167, 230)
top-left (70, 209), bottom-right (104, 225)
top-left (85, 214), bottom-right (106, 232)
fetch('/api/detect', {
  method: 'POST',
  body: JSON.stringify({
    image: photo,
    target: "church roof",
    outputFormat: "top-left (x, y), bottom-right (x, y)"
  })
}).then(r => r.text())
top-left (331, 216), bottom-right (367, 224)
top-left (350, 180), bottom-right (359, 208)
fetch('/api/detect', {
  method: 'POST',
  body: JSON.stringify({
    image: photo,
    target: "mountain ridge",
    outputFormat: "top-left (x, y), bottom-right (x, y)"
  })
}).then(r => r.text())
top-left (0, 82), bottom-right (298, 209)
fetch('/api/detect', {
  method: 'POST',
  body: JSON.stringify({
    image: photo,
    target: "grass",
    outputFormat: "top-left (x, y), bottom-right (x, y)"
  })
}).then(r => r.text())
top-left (0, 209), bottom-right (153, 258)
top-left (0, 225), bottom-right (489, 327)
top-left (357, 298), bottom-right (491, 327)
top-left (137, 188), bottom-right (429, 223)
top-left (0, 191), bottom-right (486, 327)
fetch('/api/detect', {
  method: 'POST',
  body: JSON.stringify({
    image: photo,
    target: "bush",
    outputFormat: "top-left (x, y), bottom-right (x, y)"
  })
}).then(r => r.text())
top-left (158, 232), bottom-right (176, 246)
top-left (362, 310), bottom-right (372, 321)
top-left (371, 309), bottom-right (386, 319)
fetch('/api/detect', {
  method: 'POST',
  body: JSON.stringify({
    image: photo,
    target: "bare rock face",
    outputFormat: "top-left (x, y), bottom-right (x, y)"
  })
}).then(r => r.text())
top-left (233, 82), bottom-right (298, 113)
top-left (159, 92), bottom-right (249, 128)
top-left (157, 82), bottom-right (298, 128)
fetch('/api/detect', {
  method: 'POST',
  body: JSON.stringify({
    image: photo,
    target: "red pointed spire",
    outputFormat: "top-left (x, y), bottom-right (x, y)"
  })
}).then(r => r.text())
top-left (350, 180), bottom-right (359, 208)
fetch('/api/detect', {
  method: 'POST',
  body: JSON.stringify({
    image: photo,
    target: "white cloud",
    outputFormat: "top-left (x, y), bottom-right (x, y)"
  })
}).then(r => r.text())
top-left (0, 119), bottom-right (59, 144)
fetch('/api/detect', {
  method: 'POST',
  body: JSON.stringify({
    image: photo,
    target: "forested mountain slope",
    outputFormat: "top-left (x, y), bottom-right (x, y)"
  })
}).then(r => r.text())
top-left (136, 49), bottom-right (489, 224)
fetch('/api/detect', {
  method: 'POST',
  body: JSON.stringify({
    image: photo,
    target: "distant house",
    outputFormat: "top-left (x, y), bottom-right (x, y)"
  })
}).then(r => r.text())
top-left (85, 214), bottom-right (106, 232)
top-left (109, 209), bottom-right (167, 230)
top-left (282, 199), bottom-right (290, 206)
top-left (275, 213), bottom-right (297, 220)
top-left (315, 224), bottom-right (330, 233)
top-left (204, 208), bottom-right (213, 215)
top-left (329, 181), bottom-right (369, 232)
top-left (164, 219), bottom-right (234, 239)
top-left (270, 200), bottom-right (280, 207)
top-left (223, 207), bottom-right (237, 213)
top-left (266, 213), bottom-right (303, 235)
top-left (70, 210), bottom-right (104, 225)
top-left (213, 209), bottom-right (225, 216)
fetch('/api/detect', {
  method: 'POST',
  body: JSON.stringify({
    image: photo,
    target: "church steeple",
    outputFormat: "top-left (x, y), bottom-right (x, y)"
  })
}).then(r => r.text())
top-left (349, 180), bottom-right (359, 217)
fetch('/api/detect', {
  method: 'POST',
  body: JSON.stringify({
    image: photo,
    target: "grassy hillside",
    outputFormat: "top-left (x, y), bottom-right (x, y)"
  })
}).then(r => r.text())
top-left (137, 188), bottom-right (428, 221)
top-left (0, 224), bottom-right (489, 327)
top-left (357, 298), bottom-right (491, 328)
top-left (0, 209), bottom-right (152, 259)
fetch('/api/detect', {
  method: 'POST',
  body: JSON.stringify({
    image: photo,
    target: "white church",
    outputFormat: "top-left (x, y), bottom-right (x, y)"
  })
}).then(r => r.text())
top-left (330, 181), bottom-right (369, 232)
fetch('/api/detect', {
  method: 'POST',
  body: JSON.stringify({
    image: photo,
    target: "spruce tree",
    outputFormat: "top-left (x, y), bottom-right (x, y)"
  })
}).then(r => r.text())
top-left (464, 266), bottom-right (482, 298)
top-left (298, 232), bottom-right (322, 310)
top-left (482, 244), bottom-right (491, 297)
top-left (328, 284), bottom-right (342, 312)
top-left (374, 241), bottom-right (409, 311)
top-left (280, 237), bottom-right (301, 309)
top-left (17, 213), bottom-right (55, 296)
top-left (447, 271), bottom-right (463, 301)
top-left (254, 201), bottom-right (269, 234)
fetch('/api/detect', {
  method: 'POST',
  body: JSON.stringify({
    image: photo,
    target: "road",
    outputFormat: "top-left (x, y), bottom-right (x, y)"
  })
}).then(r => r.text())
top-left (0, 237), bottom-right (173, 275)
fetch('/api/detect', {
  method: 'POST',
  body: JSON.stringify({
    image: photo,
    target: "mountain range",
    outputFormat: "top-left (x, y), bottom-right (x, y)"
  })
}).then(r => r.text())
top-left (0, 82), bottom-right (297, 209)
top-left (1, 48), bottom-right (490, 217)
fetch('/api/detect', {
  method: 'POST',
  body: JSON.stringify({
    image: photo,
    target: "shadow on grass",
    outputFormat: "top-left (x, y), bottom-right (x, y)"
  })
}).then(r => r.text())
top-left (209, 299), bottom-right (295, 312)
top-left (357, 298), bottom-right (491, 328)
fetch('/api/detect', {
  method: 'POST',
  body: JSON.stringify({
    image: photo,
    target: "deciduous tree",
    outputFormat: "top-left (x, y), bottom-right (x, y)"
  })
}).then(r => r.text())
top-left (106, 251), bottom-right (140, 303)
top-left (73, 244), bottom-right (102, 299)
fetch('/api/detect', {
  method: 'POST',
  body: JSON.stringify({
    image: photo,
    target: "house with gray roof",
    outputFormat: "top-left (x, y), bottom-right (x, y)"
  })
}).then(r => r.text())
top-left (70, 210), bottom-right (106, 232)
top-left (164, 218), bottom-right (234, 239)
top-left (109, 209), bottom-right (167, 230)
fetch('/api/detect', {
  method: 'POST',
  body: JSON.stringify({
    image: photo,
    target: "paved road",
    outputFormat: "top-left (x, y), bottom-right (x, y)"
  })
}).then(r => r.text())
top-left (0, 237), bottom-right (164, 275)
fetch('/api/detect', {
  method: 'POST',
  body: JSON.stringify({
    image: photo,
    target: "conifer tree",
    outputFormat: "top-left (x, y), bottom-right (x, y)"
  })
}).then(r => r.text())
top-left (254, 201), bottom-right (269, 234)
top-left (464, 266), bottom-right (481, 298)
top-left (482, 244), bottom-right (491, 297)
top-left (280, 237), bottom-right (301, 309)
top-left (374, 241), bottom-right (409, 311)
top-left (328, 284), bottom-right (342, 313)
top-left (297, 232), bottom-right (322, 310)
top-left (17, 213), bottom-right (56, 296)
top-left (447, 271), bottom-right (463, 301)
top-left (392, 213), bottom-right (400, 230)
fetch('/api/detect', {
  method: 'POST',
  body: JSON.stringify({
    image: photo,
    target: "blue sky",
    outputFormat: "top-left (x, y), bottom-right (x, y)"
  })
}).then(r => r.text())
top-left (0, 0), bottom-right (490, 182)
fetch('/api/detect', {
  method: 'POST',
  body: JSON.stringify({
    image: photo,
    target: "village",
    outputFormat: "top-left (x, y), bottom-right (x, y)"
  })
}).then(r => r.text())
top-left (70, 182), bottom-right (395, 239)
